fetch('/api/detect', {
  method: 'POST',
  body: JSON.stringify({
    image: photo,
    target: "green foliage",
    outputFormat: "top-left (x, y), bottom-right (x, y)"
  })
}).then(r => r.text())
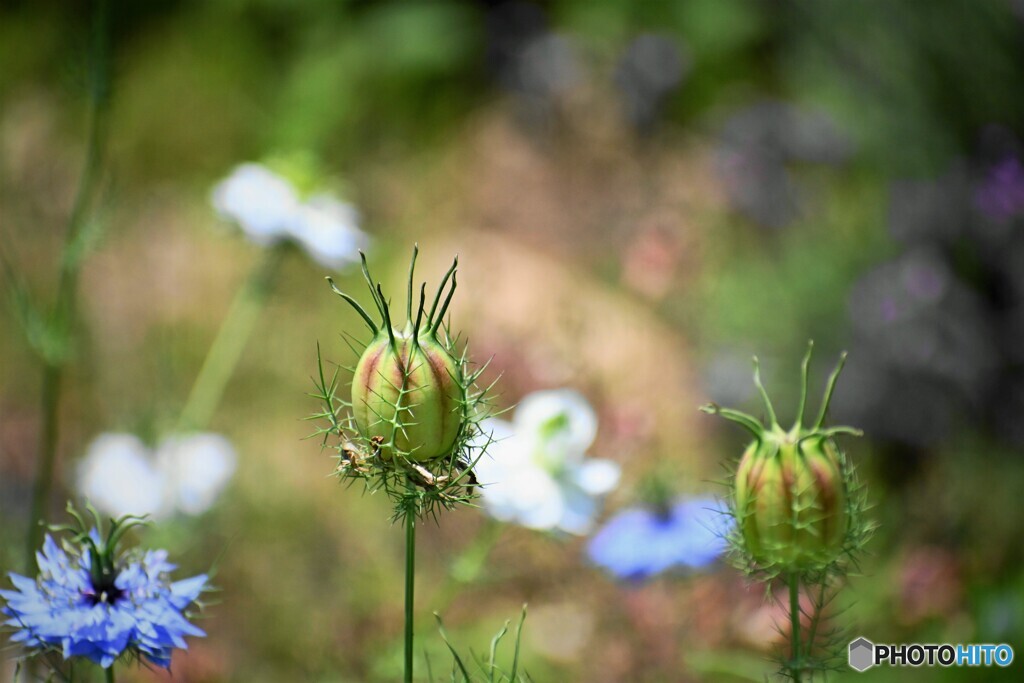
top-left (430, 606), bottom-right (530, 683)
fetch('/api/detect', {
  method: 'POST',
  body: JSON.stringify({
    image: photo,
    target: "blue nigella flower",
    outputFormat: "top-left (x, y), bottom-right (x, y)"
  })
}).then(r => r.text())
top-left (587, 497), bottom-right (731, 581)
top-left (1, 522), bottom-right (207, 669)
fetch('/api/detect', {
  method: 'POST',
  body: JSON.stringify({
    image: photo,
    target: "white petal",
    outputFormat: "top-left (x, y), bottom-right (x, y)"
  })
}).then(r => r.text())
top-left (474, 417), bottom-right (516, 445)
top-left (473, 419), bottom-right (529, 473)
top-left (287, 195), bottom-right (367, 270)
top-left (211, 164), bottom-right (298, 245)
top-left (478, 454), bottom-right (565, 531)
top-left (515, 390), bottom-right (598, 467)
top-left (508, 469), bottom-right (565, 530)
top-left (156, 433), bottom-right (237, 516)
top-left (555, 486), bottom-right (600, 535)
top-left (77, 434), bottom-right (166, 519)
top-left (571, 459), bottom-right (621, 496)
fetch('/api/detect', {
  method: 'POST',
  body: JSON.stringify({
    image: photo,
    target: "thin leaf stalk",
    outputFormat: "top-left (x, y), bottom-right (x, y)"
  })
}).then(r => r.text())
top-left (177, 244), bottom-right (285, 431)
top-left (25, 0), bottom-right (111, 570)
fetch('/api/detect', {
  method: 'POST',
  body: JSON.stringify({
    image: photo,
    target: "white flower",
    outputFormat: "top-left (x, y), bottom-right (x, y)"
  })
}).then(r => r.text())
top-left (76, 432), bottom-right (237, 520)
top-left (287, 194), bottom-right (367, 270)
top-left (211, 163), bottom-right (299, 246)
top-left (474, 390), bottom-right (620, 535)
top-left (515, 389), bottom-right (598, 469)
top-left (154, 433), bottom-right (237, 516)
top-left (77, 434), bottom-right (165, 519)
top-left (211, 163), bottom-right (368, 271)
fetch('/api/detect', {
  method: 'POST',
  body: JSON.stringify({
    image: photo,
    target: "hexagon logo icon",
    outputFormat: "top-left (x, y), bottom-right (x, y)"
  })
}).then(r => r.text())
top-left (849, 637), bottom-right (875, 672)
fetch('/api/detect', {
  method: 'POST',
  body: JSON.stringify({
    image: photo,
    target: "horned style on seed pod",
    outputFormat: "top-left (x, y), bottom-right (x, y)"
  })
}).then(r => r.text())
top-left (701, 342), bottom-right (866, 573)
top-left (314, 245), bottom-right (495, 517)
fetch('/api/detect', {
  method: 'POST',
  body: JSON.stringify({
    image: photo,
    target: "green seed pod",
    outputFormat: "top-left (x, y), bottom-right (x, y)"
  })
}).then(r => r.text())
top-left (702, 343), bottom-right (862, 572)
top-left (733, 432), bottom-right (847, 569)
top-left (351, 327), bottom-right (463, 461)
top-left (330, 246), bottom-right (469, 462)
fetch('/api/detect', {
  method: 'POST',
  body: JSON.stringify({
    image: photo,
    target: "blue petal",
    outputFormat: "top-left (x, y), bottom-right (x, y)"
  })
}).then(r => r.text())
top-left (587, 498), bottom-right (732, 581)
top-left (168, 575), bottom-right (207, 609)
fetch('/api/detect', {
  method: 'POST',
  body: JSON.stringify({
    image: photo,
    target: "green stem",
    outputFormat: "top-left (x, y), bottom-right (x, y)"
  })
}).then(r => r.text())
top-left (804, 579), bottom-right (827, 666)
top-left (176, 245), bottom-right (284, 432)
top-left (25, 0), bottom-right (110, 571)
top-left (404, 509), bottom-right (417, 683)
top-left (104, 664), bottom-right (115, 683)
top-left (788, 573), bottom-right (802, 683)
top-left (26, 363), bottom-right (61, 567)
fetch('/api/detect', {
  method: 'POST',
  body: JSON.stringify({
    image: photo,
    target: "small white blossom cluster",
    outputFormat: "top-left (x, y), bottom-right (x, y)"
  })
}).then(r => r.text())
top-left (475, 390), bottom-right (620, 535)
top-left (212, 163), bottom-right (367, 270)
top-left (77, 432), bottom-right (236, 520)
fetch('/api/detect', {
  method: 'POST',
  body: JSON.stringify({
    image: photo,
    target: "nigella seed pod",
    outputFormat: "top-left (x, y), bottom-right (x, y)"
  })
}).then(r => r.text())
top-left (351, 330), bottom-right (462, 461)
top-left (733, 433), bottom-right (846, 569)
top-left (329, 246), bottom-right (470, 462)
top-left (702, 342), bottom-right (863, 572)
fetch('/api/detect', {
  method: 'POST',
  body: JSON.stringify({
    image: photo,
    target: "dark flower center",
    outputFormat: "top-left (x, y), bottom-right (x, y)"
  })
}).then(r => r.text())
top-left (86, 571), bottom-right (125, 606)
top-left (651, 502), bottom-right (676, 525)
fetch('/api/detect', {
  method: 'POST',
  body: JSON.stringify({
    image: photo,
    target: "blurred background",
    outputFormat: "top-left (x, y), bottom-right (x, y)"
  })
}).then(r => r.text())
top-left (2, 0), bottom-right (1024, 681)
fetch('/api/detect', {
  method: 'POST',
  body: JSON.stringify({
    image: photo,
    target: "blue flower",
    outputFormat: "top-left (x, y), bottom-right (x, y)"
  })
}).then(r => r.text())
top-left (1, 530), bottom-right (207, 669)
top-left (587, 498), bottom-right (731, 581)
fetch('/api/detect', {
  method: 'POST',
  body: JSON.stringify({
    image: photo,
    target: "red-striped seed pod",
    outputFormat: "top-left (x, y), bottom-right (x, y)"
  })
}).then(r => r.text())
top-left (702, 342), bottom-right (861, 572)
top-left (331, 246), bottom-right (468, 462)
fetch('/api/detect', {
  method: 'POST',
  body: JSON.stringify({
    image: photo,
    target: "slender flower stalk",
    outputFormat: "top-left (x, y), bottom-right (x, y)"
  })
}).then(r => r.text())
top-left (404, 500), bottom-right (416, 683)
top-left (789, 572), bottom-right (801, 683)
top-left (25, 0), bottom-right (111, 571)
top-left (312, 246), bottom-right (497, 683)
top-left (177, 244), bottom-right (285, 431)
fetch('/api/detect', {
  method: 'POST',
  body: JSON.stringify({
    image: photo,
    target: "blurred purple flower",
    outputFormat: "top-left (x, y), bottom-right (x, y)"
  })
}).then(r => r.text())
top-left (975, 157), bottom-right (1024, 221)
top-left (888, 171), bottom-right (969, 246)
top-left (719, 101), bottom-right (852, 166)
top-left (840, 248), bottom-right (999, 445)
top-left (587, 498), bottom-right (730, 581)
top-left (615, 33), bottom-right (689, 130)
top-left (715, 101), bottom-right (851, 229)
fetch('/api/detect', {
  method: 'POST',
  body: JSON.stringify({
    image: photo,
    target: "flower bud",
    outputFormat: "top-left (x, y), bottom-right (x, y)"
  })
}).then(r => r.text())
top-left (702, 343), bottom-right (862, 572)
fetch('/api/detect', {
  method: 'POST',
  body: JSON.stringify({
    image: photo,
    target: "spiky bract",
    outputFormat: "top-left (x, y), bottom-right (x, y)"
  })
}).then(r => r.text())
top-left (701, 342), bottom-right (869, 576)
top-left (312, 246), bottom-right (496, 520)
